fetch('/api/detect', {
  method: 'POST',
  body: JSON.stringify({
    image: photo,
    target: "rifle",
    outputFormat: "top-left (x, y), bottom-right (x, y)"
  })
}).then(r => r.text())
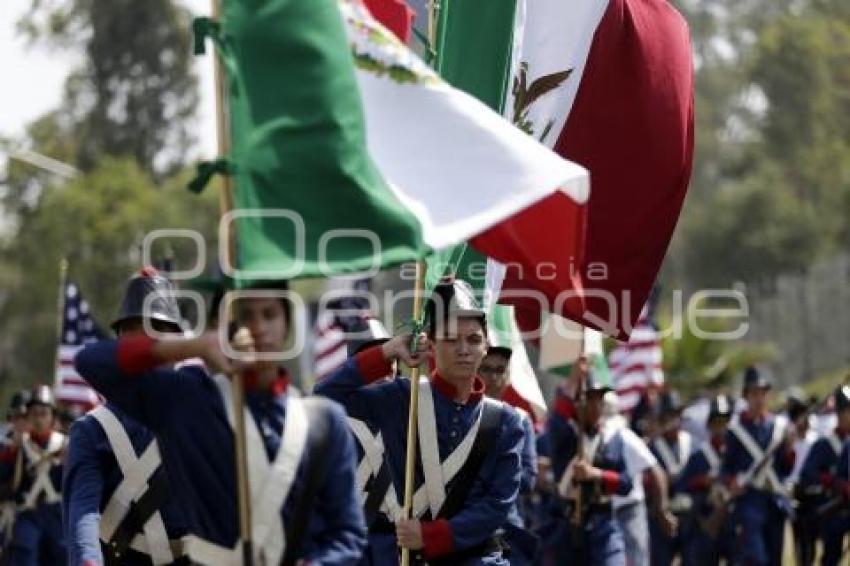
top-left (702, 400), bottom-right (825, 538)
top-left (699, 436), bottom-right (788, 539)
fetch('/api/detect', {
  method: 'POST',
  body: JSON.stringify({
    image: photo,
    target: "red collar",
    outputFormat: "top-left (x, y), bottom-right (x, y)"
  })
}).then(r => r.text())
top-left (430, 372), bottom-right (485, 404)
top-left (243, 368), bottom-right (290, 396)
top-left (30, 430), bottom-right (52, 448)
top-left (553, 395), bottom-right (576, 421)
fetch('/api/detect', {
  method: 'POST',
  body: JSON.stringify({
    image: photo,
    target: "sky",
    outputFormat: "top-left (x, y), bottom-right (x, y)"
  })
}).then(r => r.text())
top-left (0, 0), bottom-right (218, 164)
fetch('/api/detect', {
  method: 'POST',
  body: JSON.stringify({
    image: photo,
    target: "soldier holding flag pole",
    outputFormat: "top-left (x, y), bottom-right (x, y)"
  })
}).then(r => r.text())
top-left (315, 277), bottom-right (525, 565)
top-left (543, 357), bottom-right (633, 566)
top-left (73, 276), bottom-right (367, 564)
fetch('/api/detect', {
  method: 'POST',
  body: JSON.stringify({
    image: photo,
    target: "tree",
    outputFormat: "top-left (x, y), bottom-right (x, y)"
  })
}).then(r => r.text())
top-left (665, 0), bottom-right (850, 290)
top-left (0, 158), bottom-right (219, 400)
top-left (17, 0), bottom-right (198, 176)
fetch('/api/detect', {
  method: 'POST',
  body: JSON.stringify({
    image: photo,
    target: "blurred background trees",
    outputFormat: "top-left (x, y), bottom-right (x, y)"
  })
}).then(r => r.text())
top-left (0, 0), bottom-right (217, 397)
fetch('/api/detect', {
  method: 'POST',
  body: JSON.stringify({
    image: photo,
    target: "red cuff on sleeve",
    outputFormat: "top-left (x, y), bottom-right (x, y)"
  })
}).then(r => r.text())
top-left (421, 518), bottom-right (454, 559)
top-left (83, 561), bottom-right (100, 566)
top-left (554, 396), bottom-right (576, 421)
top-left (354, 346), bottom-right (394, 384)
top-left (600, 470), bottom-right (620, 494)
top-left (117, 335), bottom-right (159, 375)
top-left (821, 473), bottom-right (835, 489)
top-left (688, 475), bottom-right (712, 491)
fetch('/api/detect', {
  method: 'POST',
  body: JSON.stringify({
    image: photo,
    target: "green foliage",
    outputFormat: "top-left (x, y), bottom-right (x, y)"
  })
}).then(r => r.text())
top-left (658, 298), bottom-right (777, 398)
top-left (666, 0), bottom-right (850, 288)
top-left (17, 0), bottom-right (198, 176)
top-left (682, 163), bottom-right (825, 286)
top-left (0, 158), bottom-right (219, 400)
top-left (802, 366), bottom-right (850, 400)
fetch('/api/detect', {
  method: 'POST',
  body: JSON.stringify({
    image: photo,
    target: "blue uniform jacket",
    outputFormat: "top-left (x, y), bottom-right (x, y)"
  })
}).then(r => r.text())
top-left (314, 347), bottom-right (524, 564)
top-left (62, 403), bottom-right (189, 566)
top-left (0, 433), bottom-right (64, 507)
top-left (547, 411), bottom-right (634, 501)
top-left (0, 430), bottom-right (66, 562)
top-left (721, 412), bottom-right (795, 513)
top-left (799, 432), bottom-right (847, 504)
top-left (836, 438), bottom-right (850, 495)
top-left (676, 438), bottom-right (731, 531)
top-left (74, 337), bottom-right (367, 565)
top-left (543, 409), bottom-right (631, 565)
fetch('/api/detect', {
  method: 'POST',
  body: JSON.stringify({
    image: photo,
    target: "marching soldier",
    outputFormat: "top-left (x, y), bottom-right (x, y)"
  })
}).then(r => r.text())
top-left (721, 366), bottom-right (795, 566)
top-left (544, 368), bottom-right (633, 565)
top-left (1, 390), bottom-right (32, 554)
top-left (74, 274), bottom-right (367, 565)
top-left (648, 390), bottom-right (692, 566)
top-left (315, 278), bottom-right (525, 565)
top-left (784, 388), bottom-right (819, 564)
top-left (798, 385), bottom-right (850, 566)
top-left (480, 345), bottom-right (540, 431)
top-left (831, 429), bottom-right (850, 562)
top-left (677, 394), bottom-right (735, 565)
top-left (63, 268), bottom-right (189, 565)
top-left (0, 385), bottom-right (67, 565)
top-left (480, 345), bottom-right (540, 564)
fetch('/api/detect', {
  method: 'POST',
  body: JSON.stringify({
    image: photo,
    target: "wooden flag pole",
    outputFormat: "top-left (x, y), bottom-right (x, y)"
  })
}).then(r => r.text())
top-left (52, 258), bottom-right (69, 396)
top-left (400, 260), bottom-right (427, 566)
top-left (400, 7), bottom-right (438, 564)
top-left (210, 0), bottom-right (252, 563)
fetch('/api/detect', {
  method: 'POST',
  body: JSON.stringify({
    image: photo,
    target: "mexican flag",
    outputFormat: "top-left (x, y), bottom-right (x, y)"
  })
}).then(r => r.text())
top-left (434, 0), bottom-right (694, 339)
top-left (209, 0), bottom-right (588, 281)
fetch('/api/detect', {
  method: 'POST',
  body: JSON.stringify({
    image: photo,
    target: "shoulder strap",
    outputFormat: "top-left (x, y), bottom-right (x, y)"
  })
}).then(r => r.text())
top-left (729, 420), bottom-right (766, 462)
top-left (212, 374), bottom-right (269, 505)
top-left (363, 461), bottom-right (393, 528)
top-left (91, 406), bottom-right (172, 565)
top-left (213, 374), bottom-right (310, 566)
top-left (105, 467), bottom-right (171, 564)
top-left (827, 433), bottom-right (843, 457)
top-left (653, 437), bottom-right (681, 475)
top-left (437, 399), bottom-right (502, 520)
top-left (281, 400), bottom-right (334, 566)
top-left (417, 378), bottom-right (445, 518)
top-left (700, 442), bottom-right (721, 475)
top-left (679, 431), bottom-right (692, 464)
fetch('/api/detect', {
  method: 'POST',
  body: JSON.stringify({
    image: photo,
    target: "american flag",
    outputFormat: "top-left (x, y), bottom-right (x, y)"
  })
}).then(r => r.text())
top-left (312, 279), bottom-right (372, 380)
top-left (54, 280), bottom-right (105, 409)
top-left (609, 302), bottom-right (664, 413)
